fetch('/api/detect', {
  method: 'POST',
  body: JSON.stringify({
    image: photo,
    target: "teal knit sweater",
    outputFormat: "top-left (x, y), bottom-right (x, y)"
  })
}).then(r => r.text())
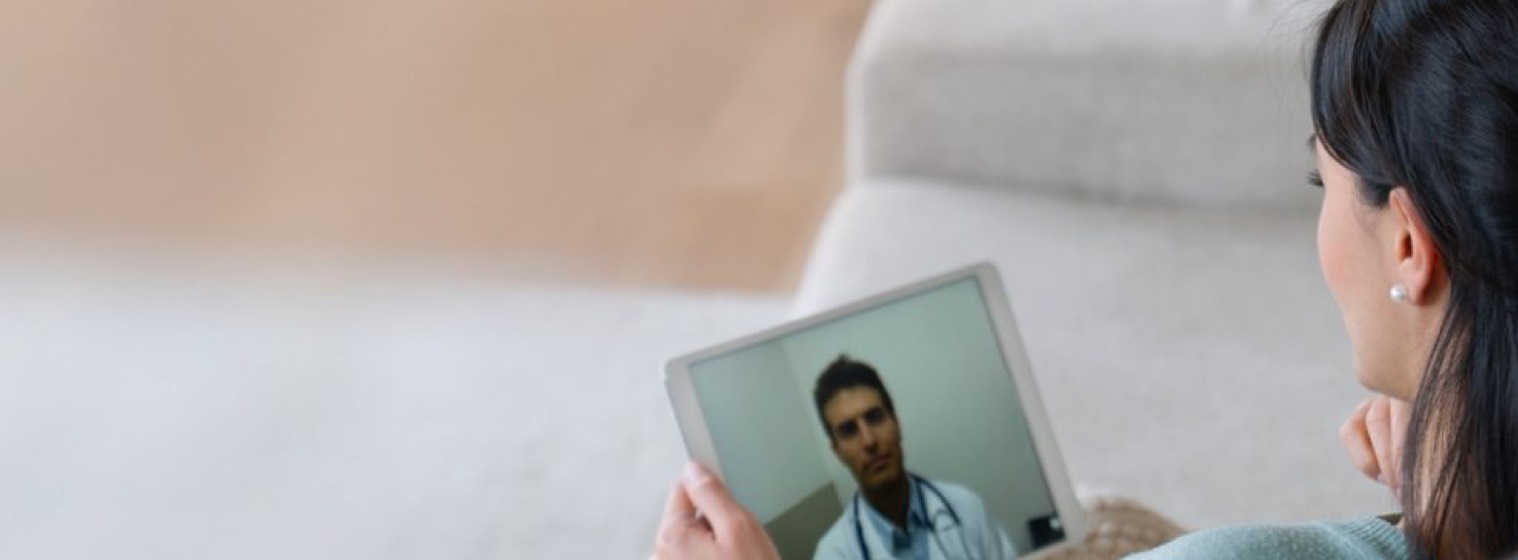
top-left (1126, 516), bottom-right (1407, 559)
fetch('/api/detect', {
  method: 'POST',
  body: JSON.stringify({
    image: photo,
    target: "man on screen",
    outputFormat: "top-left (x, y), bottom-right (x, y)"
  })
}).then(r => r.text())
top-left (812, 355), bottom-right (1018, 560)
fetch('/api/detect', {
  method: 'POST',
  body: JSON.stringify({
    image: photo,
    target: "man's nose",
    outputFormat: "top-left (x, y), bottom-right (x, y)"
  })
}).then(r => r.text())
top-left (858, 423), bottom-right (878, 449)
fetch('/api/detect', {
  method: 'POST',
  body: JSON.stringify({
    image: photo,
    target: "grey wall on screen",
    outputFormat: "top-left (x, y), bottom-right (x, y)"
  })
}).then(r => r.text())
top-left (688, 341), bottom-right (837, 524)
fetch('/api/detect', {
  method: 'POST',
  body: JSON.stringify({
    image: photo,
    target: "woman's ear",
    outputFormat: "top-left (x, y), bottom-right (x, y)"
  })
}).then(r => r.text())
top-left (1387, 187), bottom-right (1444, 305)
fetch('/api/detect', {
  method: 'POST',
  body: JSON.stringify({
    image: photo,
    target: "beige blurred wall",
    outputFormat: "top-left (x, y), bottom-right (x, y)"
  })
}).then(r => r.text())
top-left (0, 0), bottom-right (869, 290)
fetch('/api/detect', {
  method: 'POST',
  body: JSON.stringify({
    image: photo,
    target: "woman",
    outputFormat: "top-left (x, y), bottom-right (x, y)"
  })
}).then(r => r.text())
top-left (652, 0), bottom-right (1518, 557)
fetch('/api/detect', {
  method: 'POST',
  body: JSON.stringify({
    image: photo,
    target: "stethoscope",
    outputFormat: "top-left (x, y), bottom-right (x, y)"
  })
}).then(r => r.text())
top-left (851, 474), bottom-right (976, 560)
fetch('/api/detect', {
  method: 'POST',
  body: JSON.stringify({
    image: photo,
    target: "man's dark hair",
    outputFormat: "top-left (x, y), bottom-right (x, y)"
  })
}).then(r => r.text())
top-left (812, 354), bottom-right (896, 442)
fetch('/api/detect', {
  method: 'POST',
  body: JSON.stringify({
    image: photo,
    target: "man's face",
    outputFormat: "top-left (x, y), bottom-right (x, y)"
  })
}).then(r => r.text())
top-left (823, 387), bottom-right (904, 492)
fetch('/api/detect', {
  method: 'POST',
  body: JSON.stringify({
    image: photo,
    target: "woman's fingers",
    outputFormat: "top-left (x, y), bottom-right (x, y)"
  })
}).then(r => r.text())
top-left (1364, 396), bottom-right (1393, 484)
top-left (1385, 398), bottom-right (1410, 495)
top-left (1340, 397), bottom-right (1381, 482)
top-left (659, 482), bottom-right (697, 543)
top-left (680, 463), bottom-right (753, 540)
top-left (1340, 395), bottom-right (1412, 499)
top-left (653, 463), bottom-right (778, 560)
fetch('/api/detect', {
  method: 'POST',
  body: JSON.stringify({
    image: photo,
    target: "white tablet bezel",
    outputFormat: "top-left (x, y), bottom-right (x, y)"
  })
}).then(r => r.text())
top-left (663, 262), bottom-right (1087, 558)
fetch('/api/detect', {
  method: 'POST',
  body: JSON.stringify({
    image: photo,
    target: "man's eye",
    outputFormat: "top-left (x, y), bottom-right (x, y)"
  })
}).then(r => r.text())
top-left (837, 421), bottom-right (858, 438)
top-left (863, 408), bottom-right (886, 425)
top-left (1307, 170), bottom-right (1324, 189)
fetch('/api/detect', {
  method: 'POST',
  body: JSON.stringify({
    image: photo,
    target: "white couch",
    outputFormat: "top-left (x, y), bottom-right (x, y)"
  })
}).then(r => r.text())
top-left (1, 2), bottom-right (1397, 557)
top-left (793, 0), bottom-right (1393, 528)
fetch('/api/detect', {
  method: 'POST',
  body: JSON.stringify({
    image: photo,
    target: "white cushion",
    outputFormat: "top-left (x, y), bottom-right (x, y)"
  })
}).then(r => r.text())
top-left (795, 178), bottom-right (1392, 527)
top-left (849, 0), bottom-right (1326, 207)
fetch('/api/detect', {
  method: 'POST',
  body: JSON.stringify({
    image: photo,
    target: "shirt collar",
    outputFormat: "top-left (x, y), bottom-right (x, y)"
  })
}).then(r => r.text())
top-left (860, 474), bottom-right (930, 553)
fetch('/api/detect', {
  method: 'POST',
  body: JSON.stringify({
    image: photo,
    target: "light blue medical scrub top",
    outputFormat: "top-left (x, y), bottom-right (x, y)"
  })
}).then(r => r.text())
top-left (812, 474), bottom-right (1018, 560)
top-left (860, 476), bottom-right (932, 559)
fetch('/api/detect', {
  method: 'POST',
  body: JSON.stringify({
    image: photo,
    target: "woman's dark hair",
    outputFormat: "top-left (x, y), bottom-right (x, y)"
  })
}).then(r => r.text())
top-left (1311, 0), bottom-right (1518, 556)
top-left (813, 354), bottom-right (896, 443)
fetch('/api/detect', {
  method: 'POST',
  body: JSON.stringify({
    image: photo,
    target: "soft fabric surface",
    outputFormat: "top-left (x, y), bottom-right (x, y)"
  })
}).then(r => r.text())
top-left (1, 190), bottom-right (1398, 557)
top-left (849, 0), bottom-right (1325, 207)
top-left (795, 178), bottom-right (1397, 529)
top-left (1125, 516), bottom-right (1406, 560)
top-left (1049, 497), bottom-right (1186, 559)
top-left (0, 241), bottom-right (787, 559)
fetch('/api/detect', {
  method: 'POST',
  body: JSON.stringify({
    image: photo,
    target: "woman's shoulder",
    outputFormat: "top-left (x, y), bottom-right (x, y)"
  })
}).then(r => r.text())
top-left (1124, 515), bottom-right (1407, 560)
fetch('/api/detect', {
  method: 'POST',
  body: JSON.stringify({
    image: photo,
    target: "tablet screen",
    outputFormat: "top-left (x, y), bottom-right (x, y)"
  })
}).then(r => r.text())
top-left (683, 276), bottom-right (1065, 559)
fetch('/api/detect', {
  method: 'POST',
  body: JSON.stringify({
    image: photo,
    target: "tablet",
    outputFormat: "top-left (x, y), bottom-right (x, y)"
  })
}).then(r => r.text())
top-left (665, 263), bottom-right (1086, 560)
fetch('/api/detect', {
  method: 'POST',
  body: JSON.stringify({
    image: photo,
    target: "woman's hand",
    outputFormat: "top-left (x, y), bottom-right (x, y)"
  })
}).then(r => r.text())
top-left (1339, 395), bottom-right (1410, 498)
top-left (651, 462), bottom-right (780, 560)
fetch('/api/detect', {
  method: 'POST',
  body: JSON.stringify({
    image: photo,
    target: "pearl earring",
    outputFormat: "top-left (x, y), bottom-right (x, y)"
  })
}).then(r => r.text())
top-left (1390, 284), bottom-right (1410, 303)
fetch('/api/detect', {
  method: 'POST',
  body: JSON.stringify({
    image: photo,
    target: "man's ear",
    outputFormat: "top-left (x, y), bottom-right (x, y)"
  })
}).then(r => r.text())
top-left (1387, 188), bottom-right (1444, 305)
